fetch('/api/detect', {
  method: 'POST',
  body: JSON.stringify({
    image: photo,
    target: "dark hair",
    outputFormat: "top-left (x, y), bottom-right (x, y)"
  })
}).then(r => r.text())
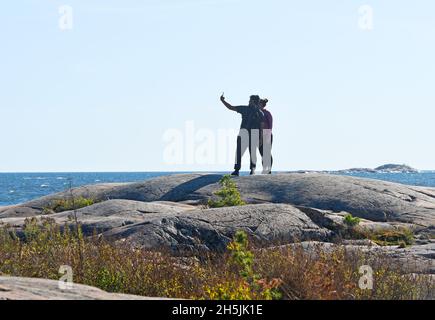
top-left (249, 95), bottom-right (260, 104)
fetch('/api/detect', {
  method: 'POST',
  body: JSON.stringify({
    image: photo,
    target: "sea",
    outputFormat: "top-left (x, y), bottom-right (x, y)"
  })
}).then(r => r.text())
top-left (1, 171), bottom-right (435, 207)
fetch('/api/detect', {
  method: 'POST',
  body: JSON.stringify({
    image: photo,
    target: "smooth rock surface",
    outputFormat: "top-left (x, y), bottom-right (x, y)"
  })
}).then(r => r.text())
top-left (1, 202), bottom-right (333, 252)
top-left (0, 276), bottom-right (163, 300)
top-left (102, 203), bottom-right (333, 252)
top-left (2, 173), bottom-right (434, 227)
top-left (275, 242), bottom-right (435, 275)
top-left (1, 200), bottom-right (195, 235)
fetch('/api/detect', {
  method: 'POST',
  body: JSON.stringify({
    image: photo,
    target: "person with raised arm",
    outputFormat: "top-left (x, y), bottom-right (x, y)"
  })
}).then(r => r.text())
top-left (220, 93), bottom-right (264, 176)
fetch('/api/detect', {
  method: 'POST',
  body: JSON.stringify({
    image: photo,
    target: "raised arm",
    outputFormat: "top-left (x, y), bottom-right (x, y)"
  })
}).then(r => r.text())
top-left (220, 94), bottom-right (237, 112)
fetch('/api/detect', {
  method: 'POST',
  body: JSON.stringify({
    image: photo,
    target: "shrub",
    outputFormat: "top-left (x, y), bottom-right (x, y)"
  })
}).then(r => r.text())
top-left (365, 228), bottom-right (415, 247)
top-left (254, 243), bottom-right (433, 300)
top-left (0, 222), bottom-right (432, 300)
top-left (205, 231), bottom-right (281, 300)
top-left (228, 231), bottom-right (255, 279)
top-left (343, 214), bottom-right (361, 227)
top-left (208, 175), bottom-right (246, 208)
top-left (43, 197), bottom-right (96, 214)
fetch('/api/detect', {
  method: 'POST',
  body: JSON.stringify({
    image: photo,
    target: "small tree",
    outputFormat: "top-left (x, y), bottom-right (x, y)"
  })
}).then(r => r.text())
top-left (208, 175), bottom-right (246, 208)
top-left (206, 231), bottom-right (282, 300)
top-left (343, 214), bottom-right (361, 227)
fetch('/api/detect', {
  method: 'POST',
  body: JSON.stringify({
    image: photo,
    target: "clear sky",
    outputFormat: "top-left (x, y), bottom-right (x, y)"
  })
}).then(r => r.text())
top-left (1, 0), bottom-right (434, 172)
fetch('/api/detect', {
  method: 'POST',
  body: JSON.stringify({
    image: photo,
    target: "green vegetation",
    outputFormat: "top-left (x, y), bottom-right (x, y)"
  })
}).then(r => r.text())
top-left (365, 227), bottom-right (415, 247)
top-left (206, 231), bottom-right (281, 300)
top-left (339, 215), bottom-right (415, 247)
top-left (0, 221), bottom-right (432, 300)
top-left (43, 197), bottom-right (96, 214)
top-left (208, 175), bottom-right (246, 208)
top-left (343, 214), bottom-right (361, 227)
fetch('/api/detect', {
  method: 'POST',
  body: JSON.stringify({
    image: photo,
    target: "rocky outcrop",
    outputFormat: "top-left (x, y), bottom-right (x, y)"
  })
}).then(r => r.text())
top-left (102, 203), bottom-right (333, 252)
top-left (274, 242), bottom-right (435, 275)
top-left (374, 164), bottom-right (419, 173)
top-left (0, 173), bottom-right (433, 274)
top-left (337, 164), bottom-right (419, 174)
top-left (1, 173), bottom-right (434, 227)
top-left (1, 201), bottom-right (333, 253)
top-left (0, 276), bottom-right (161, 300)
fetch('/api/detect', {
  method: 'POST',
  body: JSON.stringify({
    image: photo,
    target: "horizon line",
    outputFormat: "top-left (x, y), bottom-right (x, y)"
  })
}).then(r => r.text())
top-left (1, 169), bottom-right (434, 174)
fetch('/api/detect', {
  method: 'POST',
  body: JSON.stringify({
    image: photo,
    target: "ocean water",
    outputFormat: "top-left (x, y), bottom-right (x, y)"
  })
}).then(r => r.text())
top-left (1, 171), bottom-right (435, 207)
top-left (0, 172), bottom-right (176, 206)
top-left (335, 171), bottom-right (435, 188)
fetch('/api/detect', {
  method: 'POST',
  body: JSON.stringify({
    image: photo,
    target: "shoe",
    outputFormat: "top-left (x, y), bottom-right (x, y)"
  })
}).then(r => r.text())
top-left (231, 170), bottom-right (240, 176)
top-left (250, 169), bottom-right (255, 175)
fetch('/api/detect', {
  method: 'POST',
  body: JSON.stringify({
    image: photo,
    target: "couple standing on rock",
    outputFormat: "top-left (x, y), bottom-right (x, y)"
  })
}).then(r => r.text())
top-left (220, 94), bottom-right (273, 176)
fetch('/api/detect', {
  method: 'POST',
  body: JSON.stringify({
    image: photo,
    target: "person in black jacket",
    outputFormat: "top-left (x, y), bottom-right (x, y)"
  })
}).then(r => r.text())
top-left (220, 94), bottom-right (264, 176)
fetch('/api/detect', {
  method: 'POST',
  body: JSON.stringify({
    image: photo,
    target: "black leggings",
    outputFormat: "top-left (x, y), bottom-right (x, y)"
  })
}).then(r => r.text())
top-left (259, 134), bottom-right (273, 171)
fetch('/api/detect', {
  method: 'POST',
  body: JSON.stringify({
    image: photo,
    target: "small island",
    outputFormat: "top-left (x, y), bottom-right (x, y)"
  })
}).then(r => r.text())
top-left (338, 163), bottom-right (419, 174)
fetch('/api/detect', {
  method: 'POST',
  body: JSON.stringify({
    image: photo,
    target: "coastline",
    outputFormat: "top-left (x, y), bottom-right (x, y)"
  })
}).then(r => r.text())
top-left (2, 170), bottom-right (435, 207)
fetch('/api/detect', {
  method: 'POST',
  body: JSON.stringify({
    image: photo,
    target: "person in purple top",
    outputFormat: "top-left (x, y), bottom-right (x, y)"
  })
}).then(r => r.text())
top-left (259, 98), bottom-right (273, 174)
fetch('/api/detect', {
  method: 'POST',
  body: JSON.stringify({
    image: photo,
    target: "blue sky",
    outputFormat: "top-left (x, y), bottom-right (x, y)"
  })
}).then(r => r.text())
top-left (0, 0), bottom-right (434, 172)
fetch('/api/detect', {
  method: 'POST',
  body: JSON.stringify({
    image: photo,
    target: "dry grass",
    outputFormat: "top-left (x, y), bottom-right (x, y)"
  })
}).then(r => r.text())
top-left (0, 220), bottom-right (433, 300)
top-left (255, 244), bottom-right (433, 300)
